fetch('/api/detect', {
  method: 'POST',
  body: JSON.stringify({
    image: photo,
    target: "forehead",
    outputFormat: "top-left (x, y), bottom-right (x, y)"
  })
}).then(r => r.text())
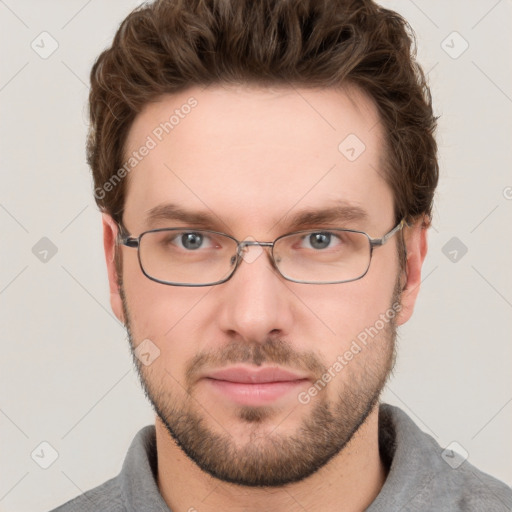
top-left (122, 84), bottom-right (393, 235)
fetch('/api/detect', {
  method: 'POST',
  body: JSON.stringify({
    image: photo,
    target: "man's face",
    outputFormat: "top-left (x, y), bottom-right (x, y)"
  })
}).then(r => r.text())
top-left (107, 85), bottom-right (412, 486)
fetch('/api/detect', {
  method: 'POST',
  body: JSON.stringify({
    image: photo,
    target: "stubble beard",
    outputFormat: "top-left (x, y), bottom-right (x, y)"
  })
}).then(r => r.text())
top-left (119, 279), bottom-right (400, 487)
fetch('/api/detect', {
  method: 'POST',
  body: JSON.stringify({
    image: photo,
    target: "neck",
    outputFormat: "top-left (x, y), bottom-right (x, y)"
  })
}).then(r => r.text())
top-left (155, 403), bottom-right (387, 512)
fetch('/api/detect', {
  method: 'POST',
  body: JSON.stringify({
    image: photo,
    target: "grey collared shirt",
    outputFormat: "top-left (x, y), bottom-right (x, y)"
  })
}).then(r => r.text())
top-left (50, 403), bottom-right (512, 511)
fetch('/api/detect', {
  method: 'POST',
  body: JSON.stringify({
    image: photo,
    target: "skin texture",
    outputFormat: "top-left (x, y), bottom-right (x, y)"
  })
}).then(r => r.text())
top-left (102, 84), bottom-right (428, 512)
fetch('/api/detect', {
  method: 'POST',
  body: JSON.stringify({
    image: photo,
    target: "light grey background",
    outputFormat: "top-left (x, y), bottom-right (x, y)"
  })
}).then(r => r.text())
top-left (1, 1), bottom-right (511, 511)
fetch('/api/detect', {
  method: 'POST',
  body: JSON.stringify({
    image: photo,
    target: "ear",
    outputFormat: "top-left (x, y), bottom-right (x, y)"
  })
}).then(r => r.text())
top-left (102, 213), bottom-right (125, 324)
top-left (395, 218), bottom-right (429, 326)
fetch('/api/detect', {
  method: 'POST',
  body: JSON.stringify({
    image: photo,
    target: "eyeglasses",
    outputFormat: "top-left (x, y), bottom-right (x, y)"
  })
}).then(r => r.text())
top-left (116, 219), bottom-right (406, 287)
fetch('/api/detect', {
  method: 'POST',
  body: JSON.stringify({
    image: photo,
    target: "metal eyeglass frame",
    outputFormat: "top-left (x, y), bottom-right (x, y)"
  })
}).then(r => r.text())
top-left (116, 218), bottom-right (407, 287)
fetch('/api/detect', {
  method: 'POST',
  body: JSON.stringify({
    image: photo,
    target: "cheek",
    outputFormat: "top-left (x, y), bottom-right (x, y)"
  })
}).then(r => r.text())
top-left (124, 280), bottom-right (205, 339)
top-left (295, 269), bottom-right (397, 347)
top-left (121, 260), bottom-right (212, 375)
top-left (121, 251), bottom-right (181, 334)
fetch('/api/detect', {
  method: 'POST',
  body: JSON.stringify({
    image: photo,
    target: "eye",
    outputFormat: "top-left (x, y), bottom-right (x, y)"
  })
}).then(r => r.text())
top-left (172, 232), bottom-right (215, 250)
top-left (301, 232), bottom-right (342, 250)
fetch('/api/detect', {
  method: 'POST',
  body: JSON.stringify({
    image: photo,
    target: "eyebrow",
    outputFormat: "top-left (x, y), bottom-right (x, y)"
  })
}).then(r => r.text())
top-left (143, 201), bottom-right (368, 232)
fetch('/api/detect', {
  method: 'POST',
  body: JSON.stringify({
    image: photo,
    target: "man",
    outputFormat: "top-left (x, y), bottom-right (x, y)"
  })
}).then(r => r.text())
top-left (51, 0), bottom-right (512, 510)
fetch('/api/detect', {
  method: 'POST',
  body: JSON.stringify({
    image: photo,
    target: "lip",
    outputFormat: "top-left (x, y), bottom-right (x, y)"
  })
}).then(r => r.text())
top-left (201, 366), bottom-right (310, 406)
top-left (205, 366), bottom-right (309, 384)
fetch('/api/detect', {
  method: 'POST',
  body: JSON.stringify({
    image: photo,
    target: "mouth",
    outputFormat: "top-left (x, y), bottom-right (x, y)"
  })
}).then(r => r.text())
top-left (201, 366), bottom-right (310, 406)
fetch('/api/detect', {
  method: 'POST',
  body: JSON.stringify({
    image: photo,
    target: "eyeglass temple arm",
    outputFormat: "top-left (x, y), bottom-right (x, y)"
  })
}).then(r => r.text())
top-left (369, 218), bottom-right (407, 247)
top-left (115, 221), bottom-right (139, 248)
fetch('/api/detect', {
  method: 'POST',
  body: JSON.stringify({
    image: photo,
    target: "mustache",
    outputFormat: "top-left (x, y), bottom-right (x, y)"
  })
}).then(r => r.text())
top-left (185, 337), bottom-right (326, 387)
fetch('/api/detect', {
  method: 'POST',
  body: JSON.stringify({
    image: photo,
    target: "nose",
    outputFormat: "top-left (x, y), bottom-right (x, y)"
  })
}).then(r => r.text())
top-left (216, 243), bottom-right (294, 343)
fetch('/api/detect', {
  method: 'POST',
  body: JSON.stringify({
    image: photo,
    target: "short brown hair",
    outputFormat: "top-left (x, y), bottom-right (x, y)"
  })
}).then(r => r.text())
top-left (88, 0), bottom-right (438, 227)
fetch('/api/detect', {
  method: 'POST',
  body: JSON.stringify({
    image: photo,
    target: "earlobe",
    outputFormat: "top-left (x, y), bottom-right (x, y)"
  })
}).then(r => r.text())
top-left (102, 213), bottom-right (125, 324)
top-left (396, 218), bottom-right (429, 326)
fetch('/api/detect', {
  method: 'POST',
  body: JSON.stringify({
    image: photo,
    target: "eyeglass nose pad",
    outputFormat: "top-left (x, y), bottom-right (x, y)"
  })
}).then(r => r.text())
top-left (239, 237), bottom-right (265, 264)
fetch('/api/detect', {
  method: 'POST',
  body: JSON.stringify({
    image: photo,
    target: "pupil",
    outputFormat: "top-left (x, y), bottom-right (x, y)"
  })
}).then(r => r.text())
top-left (182, 233), bottom-right (202, 250)
top-left (310, 233), bottom-right (330, 249)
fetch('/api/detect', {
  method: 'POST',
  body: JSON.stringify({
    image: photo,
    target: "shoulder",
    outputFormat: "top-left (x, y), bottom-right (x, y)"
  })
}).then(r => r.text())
top-left (377, 403), bottom-right (512, 511)
top-left (48, 476), bottom-right (124, 512)
top-left (438, 459), bottom-right (512, 511)
top-left (47, 424), bottom-right (160, 512)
